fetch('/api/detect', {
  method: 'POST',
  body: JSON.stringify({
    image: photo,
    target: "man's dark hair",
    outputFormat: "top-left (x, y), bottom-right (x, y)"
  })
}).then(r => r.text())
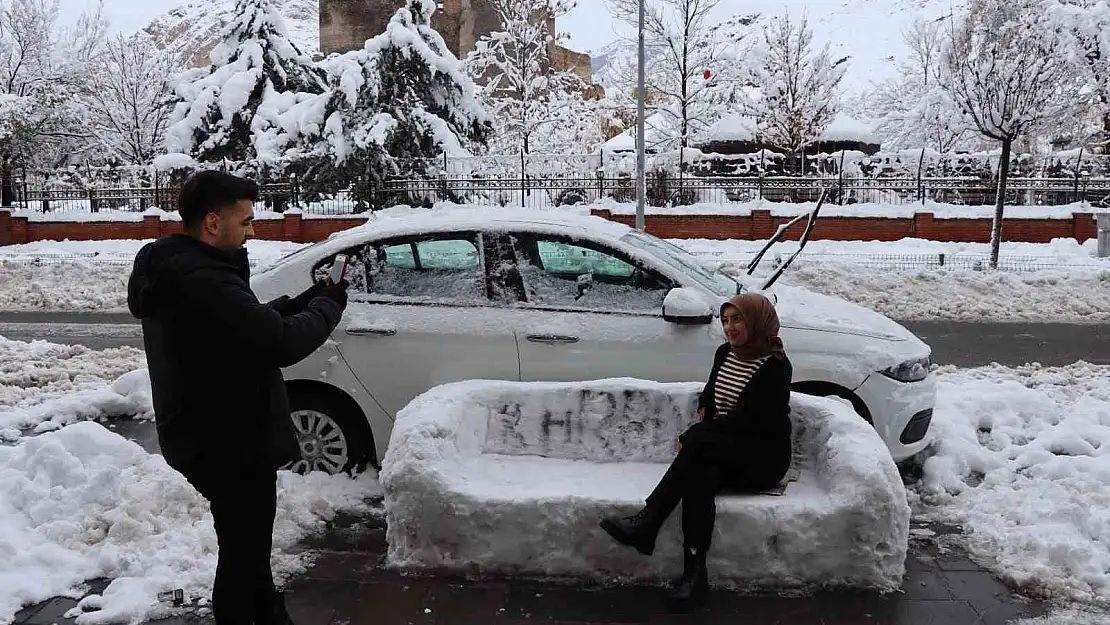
top-left (177, 170), bottom-right (260, 230)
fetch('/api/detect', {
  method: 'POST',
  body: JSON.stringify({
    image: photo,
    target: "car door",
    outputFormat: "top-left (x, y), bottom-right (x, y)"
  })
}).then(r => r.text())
top-left (490, 231), bottom-right (723, 384)
top-left (316, 231), bottom-right (521, 417)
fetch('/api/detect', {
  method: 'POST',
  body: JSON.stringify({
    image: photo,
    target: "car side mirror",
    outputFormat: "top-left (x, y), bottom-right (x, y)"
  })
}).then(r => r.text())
top-left (662, 287), bottom-right (713, 325)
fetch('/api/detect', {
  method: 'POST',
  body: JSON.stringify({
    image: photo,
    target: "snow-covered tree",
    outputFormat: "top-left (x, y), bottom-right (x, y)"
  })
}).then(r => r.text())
top-left (82, 33), bottom-right (176, 165)
top-left (0, 0), bottom-right (107, 171)
top-left (607, 0), bottom-right (755, 153)
top-left (466, 0), bottom-right (589, 154)
top-left (1046, 0), bottom-right (1110, 150)
top-left (939, 0), bottom-right (1073, 268)
top-left (750, 13), bottom-right (845, 168)
top-left (290, 0), bottom-right (491, 209)
top-left (162, 0), bottom-right (326, 168)
top-left (868, 18), bottom-right (971, 153)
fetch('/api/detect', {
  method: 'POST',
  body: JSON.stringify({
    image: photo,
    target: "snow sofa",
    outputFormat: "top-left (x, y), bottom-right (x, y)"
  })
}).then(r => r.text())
top-left (379, 379), bottom-right (911, 591)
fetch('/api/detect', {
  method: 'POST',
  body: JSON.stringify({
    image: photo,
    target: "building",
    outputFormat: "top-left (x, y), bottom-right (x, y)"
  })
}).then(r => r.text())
top-left (319, 0), bottom-right (601, 96)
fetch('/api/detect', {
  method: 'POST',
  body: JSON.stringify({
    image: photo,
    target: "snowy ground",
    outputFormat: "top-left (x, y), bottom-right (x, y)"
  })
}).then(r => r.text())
top-left (1, 236), bottom-right (1108, 322)
top-left (1, 328), bottom-right (1109, 622)
top-left (0, 334), bottom-right (382, 625)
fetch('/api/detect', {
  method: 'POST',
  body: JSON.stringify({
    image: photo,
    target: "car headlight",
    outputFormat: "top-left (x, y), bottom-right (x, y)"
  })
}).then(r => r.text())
top-left (880, 356), bottom-right (932, 383)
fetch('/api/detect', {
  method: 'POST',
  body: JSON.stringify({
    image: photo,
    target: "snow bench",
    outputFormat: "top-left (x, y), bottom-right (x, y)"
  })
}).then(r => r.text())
top-left (379, 379), bottom-right (910, 592)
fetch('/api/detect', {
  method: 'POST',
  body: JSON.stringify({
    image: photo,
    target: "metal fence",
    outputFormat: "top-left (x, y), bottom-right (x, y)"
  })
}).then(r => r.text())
top-left (2, 249), bottom-right (1105, 274)
top-left (5, 173), bottom-right (1110, 215)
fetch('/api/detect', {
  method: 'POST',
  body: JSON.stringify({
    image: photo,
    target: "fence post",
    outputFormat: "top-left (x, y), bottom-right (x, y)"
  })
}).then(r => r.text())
top-left (520, 149), bottom-right (526, 209)
top-left (1098, 213), bottom-right (1110, 258)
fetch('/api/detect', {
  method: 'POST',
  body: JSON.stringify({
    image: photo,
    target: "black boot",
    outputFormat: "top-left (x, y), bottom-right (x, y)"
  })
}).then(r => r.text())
top-left (258, 589), bottom-right (295, 625)
top-left (600, 506), bottom-right (662, 556)
top-left (666, 547), bottom-right (708, 613)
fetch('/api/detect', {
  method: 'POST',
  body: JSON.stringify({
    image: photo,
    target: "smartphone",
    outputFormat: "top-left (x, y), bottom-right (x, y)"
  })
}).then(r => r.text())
top-left (329, 254), bottom-right (349, 284)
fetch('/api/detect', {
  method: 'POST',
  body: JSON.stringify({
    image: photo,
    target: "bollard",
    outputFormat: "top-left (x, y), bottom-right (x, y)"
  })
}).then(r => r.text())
top-left (1099, 213), bottom-right (1110, 258)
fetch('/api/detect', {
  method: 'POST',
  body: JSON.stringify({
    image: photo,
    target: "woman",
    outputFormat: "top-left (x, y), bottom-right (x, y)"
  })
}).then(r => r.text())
top-left (599, 292), bottom-right (794, 612)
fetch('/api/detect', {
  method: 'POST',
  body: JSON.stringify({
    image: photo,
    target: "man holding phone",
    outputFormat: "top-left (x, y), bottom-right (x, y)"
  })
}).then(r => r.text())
top-left (127, 170), bottom-right (349, 624)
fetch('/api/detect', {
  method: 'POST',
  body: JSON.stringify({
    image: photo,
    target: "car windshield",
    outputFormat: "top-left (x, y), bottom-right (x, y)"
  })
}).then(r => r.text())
top-left (620, 230), bottom-right (741, 297)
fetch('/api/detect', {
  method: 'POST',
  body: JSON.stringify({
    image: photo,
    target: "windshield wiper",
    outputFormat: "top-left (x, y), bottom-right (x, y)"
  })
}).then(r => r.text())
top-left (759, 187), bottom-right (837, 291)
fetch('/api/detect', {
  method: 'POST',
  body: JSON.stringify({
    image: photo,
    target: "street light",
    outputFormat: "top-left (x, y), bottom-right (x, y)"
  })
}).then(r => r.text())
top-left (635, 0), bottom-right (646, 230)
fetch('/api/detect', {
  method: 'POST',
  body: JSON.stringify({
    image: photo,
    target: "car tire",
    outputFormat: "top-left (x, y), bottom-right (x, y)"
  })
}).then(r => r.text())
top-left (285, 391), bottom-right (372, 476)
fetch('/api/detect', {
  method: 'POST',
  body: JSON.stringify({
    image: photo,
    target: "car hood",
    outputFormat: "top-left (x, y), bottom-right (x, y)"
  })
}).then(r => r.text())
top-left (732, 284), bottom-right (920, 343)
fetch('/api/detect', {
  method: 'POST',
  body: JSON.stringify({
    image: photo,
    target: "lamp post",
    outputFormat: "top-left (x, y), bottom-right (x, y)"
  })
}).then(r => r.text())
top-left (635, 0), bottom-right (646, 230)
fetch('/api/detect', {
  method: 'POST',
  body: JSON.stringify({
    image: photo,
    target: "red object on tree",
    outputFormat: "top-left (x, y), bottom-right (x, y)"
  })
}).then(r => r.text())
top-left (703, 69), bottom-right (711, 80)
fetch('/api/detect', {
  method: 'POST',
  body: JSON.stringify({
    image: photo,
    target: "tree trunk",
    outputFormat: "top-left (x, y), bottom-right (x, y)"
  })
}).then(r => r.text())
top-left (989, 137), bottom-right (1012, 270)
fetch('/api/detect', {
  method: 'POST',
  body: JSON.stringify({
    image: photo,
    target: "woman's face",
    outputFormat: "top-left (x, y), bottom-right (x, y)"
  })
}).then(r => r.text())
top-left (721, 306), bottom-right (749, 347)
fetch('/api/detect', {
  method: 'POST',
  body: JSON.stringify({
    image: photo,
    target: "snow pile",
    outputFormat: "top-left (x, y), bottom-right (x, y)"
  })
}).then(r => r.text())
top-left (0, 240), bottom-right (307, 312)
top-left (382, 379), bottom-right (909, 591)
top-left (0, 420), bottom-right (380, 625)
top-left (0, 336), bottom-right (149, 433)
top-left (916, 362), bottom-right (1110, 606)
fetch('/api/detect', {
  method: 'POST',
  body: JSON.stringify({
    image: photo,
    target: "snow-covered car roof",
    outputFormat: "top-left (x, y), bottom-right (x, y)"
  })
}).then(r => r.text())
top-left (327, 207), bottom-right (636, 246)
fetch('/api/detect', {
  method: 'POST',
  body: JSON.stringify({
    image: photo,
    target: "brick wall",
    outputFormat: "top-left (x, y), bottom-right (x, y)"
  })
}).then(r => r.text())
top-left (0, 209), bottom-right (1098, 247)
top-left (590, 209), bottom-right (1099, 244)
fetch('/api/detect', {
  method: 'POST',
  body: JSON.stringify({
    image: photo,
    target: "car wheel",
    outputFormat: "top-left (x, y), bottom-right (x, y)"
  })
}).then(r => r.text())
top-left (285, 392), bottom-right (371, 475)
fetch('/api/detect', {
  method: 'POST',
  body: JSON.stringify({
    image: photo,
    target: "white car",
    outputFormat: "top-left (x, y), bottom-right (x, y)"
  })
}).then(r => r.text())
top-left (251, 208), bottom-right (936, 474)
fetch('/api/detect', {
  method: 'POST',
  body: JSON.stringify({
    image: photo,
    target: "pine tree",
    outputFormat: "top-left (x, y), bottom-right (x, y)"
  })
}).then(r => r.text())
top-left (294, 0), bottom-right (491, 209)
top-left (162, 0), bottom-right (326, 168)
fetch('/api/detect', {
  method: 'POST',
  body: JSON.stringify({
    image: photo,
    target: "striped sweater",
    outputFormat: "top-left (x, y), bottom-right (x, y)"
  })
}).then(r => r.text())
top-left (713, 352), bottom-right (771, 415)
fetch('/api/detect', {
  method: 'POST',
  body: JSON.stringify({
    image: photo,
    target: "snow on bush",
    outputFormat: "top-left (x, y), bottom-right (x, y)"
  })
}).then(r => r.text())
top-left (0, 421), bottom-right (380, 625)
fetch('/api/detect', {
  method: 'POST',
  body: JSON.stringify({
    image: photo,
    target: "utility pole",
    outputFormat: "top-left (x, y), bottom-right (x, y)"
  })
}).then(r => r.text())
top-left (635, 0), bottom-right (646, 230)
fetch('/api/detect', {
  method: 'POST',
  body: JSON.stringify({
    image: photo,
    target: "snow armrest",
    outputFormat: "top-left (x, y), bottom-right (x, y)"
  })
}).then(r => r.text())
top-left (381, 380), bottom-right (910, 592)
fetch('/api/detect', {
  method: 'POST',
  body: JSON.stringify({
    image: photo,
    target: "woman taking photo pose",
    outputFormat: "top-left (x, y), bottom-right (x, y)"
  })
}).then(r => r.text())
top-left (599, 292), bottom-right (794, 612)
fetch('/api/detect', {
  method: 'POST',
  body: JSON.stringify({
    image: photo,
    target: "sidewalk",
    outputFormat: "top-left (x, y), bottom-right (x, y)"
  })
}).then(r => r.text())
top-left (13, 504), bottom-right (1046, 625)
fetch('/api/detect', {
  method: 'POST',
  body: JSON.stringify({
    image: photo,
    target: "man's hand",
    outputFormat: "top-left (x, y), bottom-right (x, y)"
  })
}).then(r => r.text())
top-left (697, 407), bottom-right (705, 421)
top-left (319, 279), bottom-right (350, 310)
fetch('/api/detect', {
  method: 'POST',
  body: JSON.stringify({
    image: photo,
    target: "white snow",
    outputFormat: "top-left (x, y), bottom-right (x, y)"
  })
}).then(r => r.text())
top-left (381, 379), bottom-right (910, 591)
top-left (914, 362), bottom-right (1110, 607)
top-left (0, 420), bottom-right (380, 625)
top-left (0, 336), bottom-right (148, 433)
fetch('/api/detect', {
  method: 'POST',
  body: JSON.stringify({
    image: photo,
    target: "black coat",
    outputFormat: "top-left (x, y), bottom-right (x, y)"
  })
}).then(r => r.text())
top-left (127, 234), bottom-right (343, 475)
top-left (691, 343), bottom-right (794, 479)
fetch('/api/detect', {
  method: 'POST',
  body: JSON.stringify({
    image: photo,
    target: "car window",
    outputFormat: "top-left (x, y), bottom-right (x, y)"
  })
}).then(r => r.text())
top-left (316, 234), bottom-right (486, 304)
top-left (515, 236), bottom-right (670, 313)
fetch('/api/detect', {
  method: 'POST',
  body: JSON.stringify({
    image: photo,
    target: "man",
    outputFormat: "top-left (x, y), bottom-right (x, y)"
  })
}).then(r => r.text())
top-left (127, 170), bottom-right (348, 624)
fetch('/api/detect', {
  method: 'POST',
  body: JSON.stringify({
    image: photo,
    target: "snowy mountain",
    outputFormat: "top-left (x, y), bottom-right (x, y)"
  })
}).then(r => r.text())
top-left (143, 0), bottom-right (318, 68)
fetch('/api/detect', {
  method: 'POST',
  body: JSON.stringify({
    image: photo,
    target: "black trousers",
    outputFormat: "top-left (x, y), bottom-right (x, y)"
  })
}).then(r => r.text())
top-left (186, 464), bottom-right (280, 624)
top-left (646, 421), bottom-right (784, 551)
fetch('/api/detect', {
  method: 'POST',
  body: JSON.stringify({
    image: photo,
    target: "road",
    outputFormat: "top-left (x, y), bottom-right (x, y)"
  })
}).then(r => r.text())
top-left (0, 311), bottom-right (1107, 367)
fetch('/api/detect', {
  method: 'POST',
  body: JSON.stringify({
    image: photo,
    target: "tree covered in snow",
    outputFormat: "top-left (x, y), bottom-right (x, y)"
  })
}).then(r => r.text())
top-left (81, 33), bottom-right (177, 165)
top-left (162, 0), bottom-right (326, 168)
top-left (0, 0), bottom-right (108, 174)
top-left (749, 13), bottom-right (845, 168)
top-left (466, 0), bottom-right (592, 155)
top-left (607, 0), bottom-right (756, 153)
top-left (867, 18), bottom-right (972, 154)
top-left (1045, 0), bottom-right (1110, 150)
top-left (289, 0), bottom-right (491, 209)
top-left (939, 0), bottom-right (1073, 269)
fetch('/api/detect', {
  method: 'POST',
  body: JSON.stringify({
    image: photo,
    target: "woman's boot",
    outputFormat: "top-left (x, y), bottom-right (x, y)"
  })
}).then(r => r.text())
top-left (600, 506), bottom-right (663, 555)
top-left (666, 547), bottom-right (708, 612)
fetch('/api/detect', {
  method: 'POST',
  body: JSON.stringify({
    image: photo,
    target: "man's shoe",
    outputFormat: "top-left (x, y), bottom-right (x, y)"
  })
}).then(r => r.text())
top-left (600, 506), bottom-right (661, 556)
top-left (666, 547), bottom-right (709, 613)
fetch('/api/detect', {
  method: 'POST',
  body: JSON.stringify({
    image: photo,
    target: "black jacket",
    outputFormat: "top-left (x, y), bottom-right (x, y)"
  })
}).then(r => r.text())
top-left (694, 343), bottom-right (794, 474)
top-left (127, 234), bottom-right (343, 475)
